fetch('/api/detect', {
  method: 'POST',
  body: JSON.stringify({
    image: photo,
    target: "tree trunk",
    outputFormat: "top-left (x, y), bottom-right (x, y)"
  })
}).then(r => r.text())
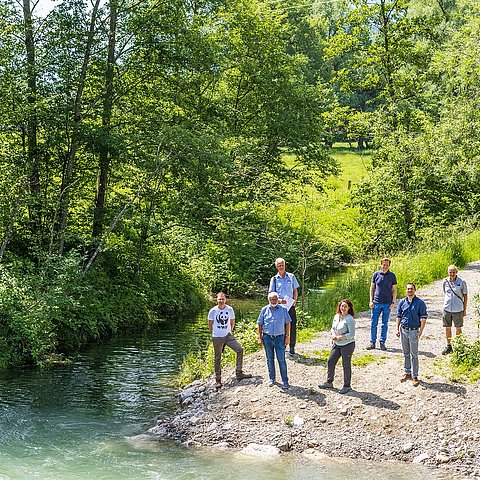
top-left (93, 0), bottom-right (117, 238)
top-left (23, 0), bottom-right (41, 233)
top-left (58, 0), bottom-right (101, 254)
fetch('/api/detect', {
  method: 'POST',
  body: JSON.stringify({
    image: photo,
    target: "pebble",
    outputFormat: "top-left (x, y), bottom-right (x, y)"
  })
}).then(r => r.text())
top-left (413, 452), bottom-right (430, 464)
top-left (402, 442), bottom-right (414, 453)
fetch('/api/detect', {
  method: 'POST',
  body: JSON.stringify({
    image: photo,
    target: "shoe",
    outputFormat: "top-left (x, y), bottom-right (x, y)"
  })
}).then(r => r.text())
top-left (379, 343), bottom-right (387, 351)
top-left (338, 386), bottom-right (352, 394)
top-left (289, 349), bottom-right (295, 355)
top-left (442, 344), bottom-right (453, 355)
top-left (366, 342), bottom-right (376, 350)
top-left (281, 384), bottom-right (290, 390)
top-left (236, 371), bottom-right (252, 381)
top-left (412, 377), bottom-right (420, 387)
top-left (318, 382), bottom-right (334, 389)
top-left (400, 374), bottom-right (412, 383)
top-left (267, 380), bottom-right (275, 387)
top-left (215, 381), bottom-right (222, 389)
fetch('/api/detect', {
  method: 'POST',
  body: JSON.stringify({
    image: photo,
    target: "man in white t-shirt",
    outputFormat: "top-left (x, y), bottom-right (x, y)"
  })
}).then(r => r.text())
top-left (208, 292), bottom-right (252, 389)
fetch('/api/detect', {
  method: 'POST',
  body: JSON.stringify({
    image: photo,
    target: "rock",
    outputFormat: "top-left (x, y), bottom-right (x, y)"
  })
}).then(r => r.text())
top-left (413, 452), bottom-right (430, 464)
top-left (239, 443), bottom-right (281, 458)
top-left (293, 415), bottom-right (304, 426)
top-left (181, 397), bottom-right (194, 406)
top-left (436, 452), bottom-right (451, 464)
top-left (221, 422), bottom-right (233, 430)
top-left (277, 441), bottom-right (291, 452)
top-left (214, 442), bottom-right (230, 450)
top-left (402, 442), bottom-right (414, 453)
top-left (178, 386), bottom-right (197, 403)
top-left (318, 417), bottom-right (327, 423)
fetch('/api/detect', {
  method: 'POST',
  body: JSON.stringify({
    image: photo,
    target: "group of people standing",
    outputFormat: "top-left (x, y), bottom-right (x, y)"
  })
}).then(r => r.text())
top-left (208, 256), bottom-right (468, 393)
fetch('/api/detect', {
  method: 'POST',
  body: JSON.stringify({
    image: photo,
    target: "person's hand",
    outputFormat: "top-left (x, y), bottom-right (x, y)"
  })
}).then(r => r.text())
top-left (396, 330), bottom-right (400, 338)
top-left (280, 299), bottom-right (287, 304)
top-left (389, 303), bottom-right (395, 310)
top-left (258, 337), bottom-right (263, 347)
top-left (369, 302), bottom-right (374, 309)
top-left (285, 335), bottom-right (290, 346)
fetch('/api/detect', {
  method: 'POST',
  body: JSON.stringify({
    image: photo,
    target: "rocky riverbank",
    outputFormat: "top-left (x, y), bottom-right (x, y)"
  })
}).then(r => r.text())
top-left (149, 262), bottom-right (480, 478)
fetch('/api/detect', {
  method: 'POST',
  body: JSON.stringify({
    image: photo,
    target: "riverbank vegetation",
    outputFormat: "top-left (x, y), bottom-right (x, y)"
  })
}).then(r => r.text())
top-left (1, 0), bottom-right (480, 368)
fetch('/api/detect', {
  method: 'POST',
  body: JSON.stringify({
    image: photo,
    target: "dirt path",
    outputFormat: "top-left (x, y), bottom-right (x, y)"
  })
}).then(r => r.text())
top-left (150, 262), bottom-right (480, 478)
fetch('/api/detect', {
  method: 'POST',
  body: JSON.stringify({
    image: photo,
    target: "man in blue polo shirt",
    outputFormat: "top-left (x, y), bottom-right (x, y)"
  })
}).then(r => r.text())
top-left (395, 283), bottom-right (427, 387)
top-left (269, 257), bottom-right (299, 355)
top-left (367, 258), bottom-right (397, 351)
top-left (257, 292), bottom-right (291, 389)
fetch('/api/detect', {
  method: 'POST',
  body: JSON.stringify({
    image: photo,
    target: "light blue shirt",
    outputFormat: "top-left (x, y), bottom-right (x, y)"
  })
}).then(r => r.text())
top-left (442, 276), bottom-right (467, 313)
top-left (269, 272), bottom-right (299, 300)
top-left (331, 313), bottom-right (355, 346)
top-left (258, 304), bottom-right (291, 336)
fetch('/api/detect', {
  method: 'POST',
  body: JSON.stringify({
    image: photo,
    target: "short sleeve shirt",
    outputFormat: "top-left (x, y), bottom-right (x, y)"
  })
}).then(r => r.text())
top-left (396, 296), bottom-right (427, 329)
top-left (257, 305), bottom-right (291, 336)
top-left (442, 276), bottom-right (467, 313)
top-left (208, 305), bottom-right (234, 338)
top-left (269, 272), bottom-right (299, 299)
top-left (371, 270), bottom-right (397, 304)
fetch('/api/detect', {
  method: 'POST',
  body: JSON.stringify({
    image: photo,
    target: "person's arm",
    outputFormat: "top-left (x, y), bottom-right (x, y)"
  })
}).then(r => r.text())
top-left (258, 324), bottom-right (263, 346)
top-left (463, 294), bottom-right (468, 317)
top-left (230, 318), bottom-right (235, 332)
top-left (284, 322), bottom-right (291, 346)
top-left (369, 282), bottom-right (375, 308)
top-left (390, 284), bottom-right (397, 310)
top-left (418, 317), bottom-right (427, 338)
top-left (208, 320), bottom-right (213, 334)
top-left (268, 276), bottom-right (275, 293)
top-left (293, 287), bottom-right (298, 305)
top-left (343, 315), bottom-right (355, 342)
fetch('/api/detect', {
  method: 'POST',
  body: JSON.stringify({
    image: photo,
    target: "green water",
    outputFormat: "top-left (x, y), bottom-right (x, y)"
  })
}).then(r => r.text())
top-left (0, 309), bottom-right (450, 479)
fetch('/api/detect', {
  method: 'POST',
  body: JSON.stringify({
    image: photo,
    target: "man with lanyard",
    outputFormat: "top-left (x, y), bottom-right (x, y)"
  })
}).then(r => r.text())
top-left (367, 257), bottom-right (397, 351)
top-left (395, 283), bottom-right (427, 387)
top-left (269, 258), bottom-right (299, 355)
top-left (441, 265), bottom-right (468, 355)
top-left (257, 292), bottom-right (291, 389)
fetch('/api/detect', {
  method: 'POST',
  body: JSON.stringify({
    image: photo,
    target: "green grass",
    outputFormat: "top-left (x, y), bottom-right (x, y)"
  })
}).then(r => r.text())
top-left (302, 230), bottom-right (480, 331)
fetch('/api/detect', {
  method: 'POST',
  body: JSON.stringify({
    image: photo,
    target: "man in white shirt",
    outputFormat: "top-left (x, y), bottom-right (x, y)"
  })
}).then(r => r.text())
top-left (208, 292), bottom-right (251, 389)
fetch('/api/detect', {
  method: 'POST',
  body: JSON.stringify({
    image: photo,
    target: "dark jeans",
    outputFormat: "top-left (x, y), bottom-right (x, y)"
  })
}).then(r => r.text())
top-left (288, 306), bottom-right (297, 352)
top-left (327, 341), bottom-right (355, 387)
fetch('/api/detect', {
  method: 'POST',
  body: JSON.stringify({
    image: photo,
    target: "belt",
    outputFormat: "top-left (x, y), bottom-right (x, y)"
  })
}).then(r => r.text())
top-left (263, 333), bottom-right (284, 338)
top-left (401, 326), bottom-right (418, 331)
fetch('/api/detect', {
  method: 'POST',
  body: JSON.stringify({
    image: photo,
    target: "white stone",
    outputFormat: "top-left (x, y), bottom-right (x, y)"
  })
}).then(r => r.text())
top-left (239, 443), bottom-right (281, 458)
top-left (221, 422), bottom-right (233, 430)
top-left (402, 442), bottom-right (414, 453)
top-left (413, 452), bottom-right (429, 464)
top-left (293, 415), bottom-right (304, 426)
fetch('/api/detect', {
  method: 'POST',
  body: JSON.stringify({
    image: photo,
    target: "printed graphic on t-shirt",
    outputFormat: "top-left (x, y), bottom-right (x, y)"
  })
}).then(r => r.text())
top-left (209, 305), bottom-right (234, 337)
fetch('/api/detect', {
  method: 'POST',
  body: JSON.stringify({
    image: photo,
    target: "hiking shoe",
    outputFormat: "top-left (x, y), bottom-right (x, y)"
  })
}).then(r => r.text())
top-left (442, 344), bottom-right (453, 355)
top-left (338, 386), bottom-right (352, 394)
top-left (318, 382), bottom-right (334, 389)
top-left (236, 371), bottom-right (252, 381)
top-left (379, 343), bottom-right (387, 351)
top-left (412, 377), bottom-right (420, 387)
top-left (366, 342), bottom-right (376, 350)
top-left (400, 374), bottom-right (412, 383)
top-left (215, 381), bottom-right (222, 389)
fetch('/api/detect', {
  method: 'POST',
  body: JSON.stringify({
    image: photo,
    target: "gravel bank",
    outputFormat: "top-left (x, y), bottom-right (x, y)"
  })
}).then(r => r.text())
top-left (149, 261), bottom-right (480, 478)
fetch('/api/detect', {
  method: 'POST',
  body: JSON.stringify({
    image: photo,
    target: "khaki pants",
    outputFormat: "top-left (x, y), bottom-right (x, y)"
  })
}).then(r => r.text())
top-left (213, 333), bottom-right (243, 381)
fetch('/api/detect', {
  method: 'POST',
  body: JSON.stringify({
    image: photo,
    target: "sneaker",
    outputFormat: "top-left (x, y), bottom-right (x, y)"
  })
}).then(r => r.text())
top-left (338, 386), bottom-right (352, 394)
top-left (400, 374), bottom-right (412, 383)
top-left (366, 342), bottom-right (376, 350)
top-left (289, 349), bottom-right (295, 355)
top-left (442, 344), bottom-right (453, 355)
top-left (281, 384), bottom-right (290, 390)
top-left (318, 382), bottom-right (334, 389)
top-left (379, 343), bottom-right (387, 351)
top-left (412, 377), bottom-right (420, 387)
top-left (267, 380), bottom-right (275, 387)
top-left (236, 371), bottom-right (252, 381)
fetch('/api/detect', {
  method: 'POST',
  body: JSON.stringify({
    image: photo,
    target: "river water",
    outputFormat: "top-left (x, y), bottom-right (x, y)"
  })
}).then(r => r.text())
top-left (0, 309), bottom-right (451, 480)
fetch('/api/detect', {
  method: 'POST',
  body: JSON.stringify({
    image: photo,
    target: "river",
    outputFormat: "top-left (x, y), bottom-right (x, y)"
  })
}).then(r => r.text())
top-left (0, 305), bottom-right (452, 479)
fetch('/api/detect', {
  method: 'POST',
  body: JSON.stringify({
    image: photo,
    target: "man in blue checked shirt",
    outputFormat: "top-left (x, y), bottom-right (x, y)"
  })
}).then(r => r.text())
top-left (258, 292), bottom-right (291, 390)
top-left (395, 283), bottom-right (427, 387)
